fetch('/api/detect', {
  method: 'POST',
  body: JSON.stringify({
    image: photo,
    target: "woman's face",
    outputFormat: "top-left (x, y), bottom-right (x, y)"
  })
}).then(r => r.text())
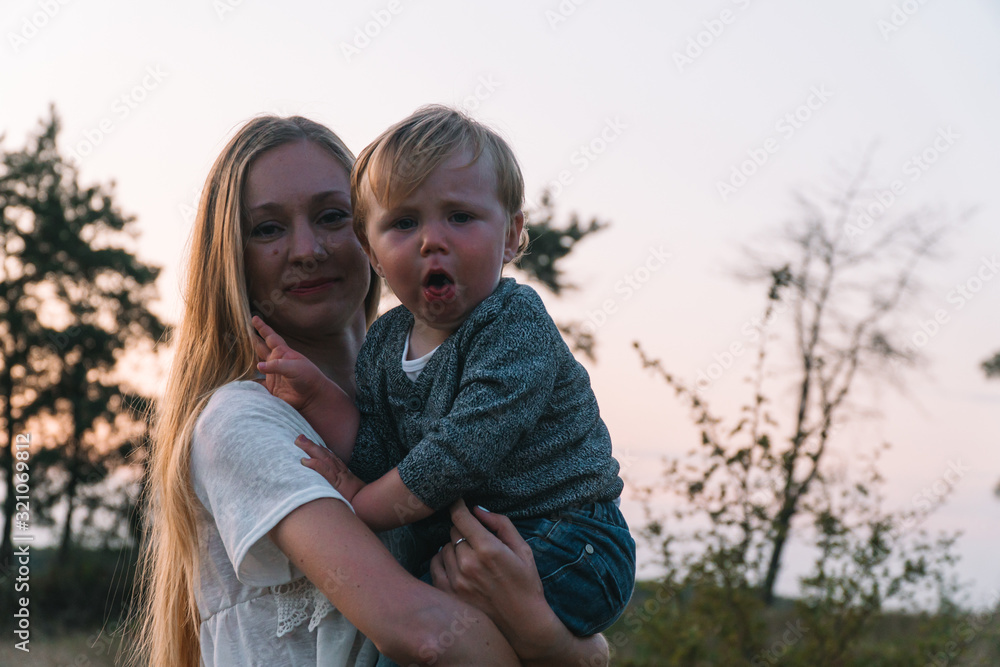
top-left (243, 140), bottom-right (370, 339)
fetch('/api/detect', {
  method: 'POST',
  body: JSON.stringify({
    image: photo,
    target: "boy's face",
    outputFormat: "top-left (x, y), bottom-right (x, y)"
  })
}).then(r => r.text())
top-left (363, 148), bottom-right (523, 340)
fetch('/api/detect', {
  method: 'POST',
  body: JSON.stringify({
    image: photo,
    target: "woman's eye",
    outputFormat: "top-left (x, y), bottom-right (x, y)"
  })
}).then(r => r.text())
top-left (451, 213), bottom-right (472, 223)
top-left (394, 218), bottom-right (417, 230)
top-left (319, 209), bottom-right (349, 225)
top-left (250, 221), bottom-right (282, 238)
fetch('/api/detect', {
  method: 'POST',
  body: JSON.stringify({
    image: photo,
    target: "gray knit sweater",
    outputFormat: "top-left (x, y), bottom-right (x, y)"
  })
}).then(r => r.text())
top-left (349, 278), bottom-right (623, 519)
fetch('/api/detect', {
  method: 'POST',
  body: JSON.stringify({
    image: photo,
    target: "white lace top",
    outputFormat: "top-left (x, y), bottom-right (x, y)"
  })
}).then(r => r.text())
top-left (190, 381), bottom-right (379, 667)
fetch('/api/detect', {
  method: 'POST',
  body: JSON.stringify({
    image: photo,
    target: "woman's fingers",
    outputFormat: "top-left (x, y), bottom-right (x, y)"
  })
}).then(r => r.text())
top-left (470, 505), bottom-right (526, 551)
top-left (438, 539), bottom-right (462, 584)
top-left (429, 551), bottom-right (454, 593)
top-left (449, 501), bottom-right (514, 554)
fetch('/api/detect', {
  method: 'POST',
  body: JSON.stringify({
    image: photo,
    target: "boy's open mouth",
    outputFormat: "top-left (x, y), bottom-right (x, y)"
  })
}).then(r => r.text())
top-left (423, 270), bottom-right (456, 301)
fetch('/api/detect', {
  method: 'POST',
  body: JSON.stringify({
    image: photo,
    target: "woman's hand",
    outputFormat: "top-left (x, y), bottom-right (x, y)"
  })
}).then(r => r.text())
top-left (430, 502), bottom-right (610, 667)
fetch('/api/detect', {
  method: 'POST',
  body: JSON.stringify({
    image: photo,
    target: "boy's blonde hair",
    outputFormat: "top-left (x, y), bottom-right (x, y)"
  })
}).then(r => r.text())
top-left (352, 105), bottom-right (529, 259)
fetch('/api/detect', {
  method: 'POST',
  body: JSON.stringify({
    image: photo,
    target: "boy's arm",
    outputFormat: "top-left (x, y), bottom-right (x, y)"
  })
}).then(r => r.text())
top-left (295, 381), bottom-right (358, 462)
top-left (296, 435), bottom-right (433, 531)
top-left (351, 468), bottom-right (435, 532)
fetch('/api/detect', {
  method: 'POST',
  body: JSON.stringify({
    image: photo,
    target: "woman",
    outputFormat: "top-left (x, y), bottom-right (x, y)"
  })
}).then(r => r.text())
top-left (134, 115), bottom-right (611, 666)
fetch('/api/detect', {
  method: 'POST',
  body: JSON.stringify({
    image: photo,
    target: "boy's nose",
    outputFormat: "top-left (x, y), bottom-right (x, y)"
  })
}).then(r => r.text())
top-left (420, 221), bottom-right (449, 256)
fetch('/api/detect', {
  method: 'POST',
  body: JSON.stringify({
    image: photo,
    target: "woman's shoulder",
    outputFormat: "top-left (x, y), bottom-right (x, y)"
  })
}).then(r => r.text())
top-left (205, 379), bottom-right (271, 406)
top-left (200, 380), bottom-right (281, 423)
top-left (190, 380), bottom-right (323, 495)
top-left (194, 380), bottom-right (306, 450)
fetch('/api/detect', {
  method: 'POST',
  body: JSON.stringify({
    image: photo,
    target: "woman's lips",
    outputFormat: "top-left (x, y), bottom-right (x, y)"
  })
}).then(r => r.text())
top-left (287, 278), bottom-right (337, 295)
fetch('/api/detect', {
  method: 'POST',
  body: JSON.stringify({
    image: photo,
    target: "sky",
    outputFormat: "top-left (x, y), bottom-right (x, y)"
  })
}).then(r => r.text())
top-left (3, 0), bottom-right (999, 607)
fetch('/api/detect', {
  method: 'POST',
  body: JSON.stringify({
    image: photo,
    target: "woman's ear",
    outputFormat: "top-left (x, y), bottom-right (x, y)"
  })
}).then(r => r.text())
top-left (503, 211), bottom-right (525, 263)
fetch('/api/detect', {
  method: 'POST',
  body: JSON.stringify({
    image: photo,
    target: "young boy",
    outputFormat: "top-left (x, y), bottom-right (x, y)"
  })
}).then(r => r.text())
top-left (255, 105), bottom-right (634, 637)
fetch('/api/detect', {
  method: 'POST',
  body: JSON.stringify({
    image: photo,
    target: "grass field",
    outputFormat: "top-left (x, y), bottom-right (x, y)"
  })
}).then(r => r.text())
top-left (2, 577), bottom-right (998, 666)
top-left (0, 630), bottom-right (123, 667)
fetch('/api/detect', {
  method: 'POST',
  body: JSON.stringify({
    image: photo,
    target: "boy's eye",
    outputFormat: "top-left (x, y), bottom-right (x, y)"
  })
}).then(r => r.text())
top-left (394, 217), bottom-right (417, 230)
top-left (250, 221), bottom-right (283, 238)
top-left (451, 213), bottom-right (472, 223)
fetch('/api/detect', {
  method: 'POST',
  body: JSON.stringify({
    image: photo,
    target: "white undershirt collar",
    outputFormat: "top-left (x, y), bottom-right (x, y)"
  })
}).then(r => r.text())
top-left (401, 329), bottom-right (439, 382)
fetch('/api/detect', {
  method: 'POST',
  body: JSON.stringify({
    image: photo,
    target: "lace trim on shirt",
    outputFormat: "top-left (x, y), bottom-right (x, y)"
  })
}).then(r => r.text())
top-left (271, 577), bottom-right (334, 636)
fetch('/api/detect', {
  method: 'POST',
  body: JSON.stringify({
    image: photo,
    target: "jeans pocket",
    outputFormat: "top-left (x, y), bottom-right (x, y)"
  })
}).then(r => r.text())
top-left (513, 515), bottom-right (562, 544)
top-left (521, 515), bottom-right (635, 636)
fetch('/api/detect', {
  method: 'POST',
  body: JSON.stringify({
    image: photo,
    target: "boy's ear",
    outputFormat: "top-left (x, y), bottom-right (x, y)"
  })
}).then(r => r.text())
top-left (503, 210), bottom-right (525, 263)
top-left (366, 247), bottom-right (385, 277)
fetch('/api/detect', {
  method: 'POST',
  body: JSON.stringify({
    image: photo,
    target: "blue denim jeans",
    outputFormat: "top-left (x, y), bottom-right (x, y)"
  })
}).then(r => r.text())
top-left (376, 501), bottom-right (635, 665)
top-left (511, 500), bottom-right (636, 636)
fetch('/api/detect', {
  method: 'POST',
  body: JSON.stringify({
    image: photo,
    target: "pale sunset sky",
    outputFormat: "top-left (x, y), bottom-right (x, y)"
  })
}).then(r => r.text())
top-left (3, 0), bottom-right (998, 606)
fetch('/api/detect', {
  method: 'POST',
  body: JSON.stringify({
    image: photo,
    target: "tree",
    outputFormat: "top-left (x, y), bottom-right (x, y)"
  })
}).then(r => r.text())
top-left (517, 190), bottom-right (607, 360)
top-left (629, 156), bottom-right (964, 662)
top-left (0, 107), bottom-right (165, 565)
top-left (982, 351), bottom-right (1000, 378)
top-left (982, 354), bottom-right (1000, 497)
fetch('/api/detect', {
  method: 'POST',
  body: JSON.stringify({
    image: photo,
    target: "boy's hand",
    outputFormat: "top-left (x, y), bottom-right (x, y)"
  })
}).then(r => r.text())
top-left (252, 316), bottom-right (330, 413)
top-left (252, 316), bottom-right (360, 461)
top-left (296, 435), bottom-right (366, 502)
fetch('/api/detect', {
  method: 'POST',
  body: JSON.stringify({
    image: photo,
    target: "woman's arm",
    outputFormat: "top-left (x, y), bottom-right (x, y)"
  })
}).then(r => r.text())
top-left (269, 497), bottom-right (519, 666)
top-left (430, 503), bottom-right (611, 667)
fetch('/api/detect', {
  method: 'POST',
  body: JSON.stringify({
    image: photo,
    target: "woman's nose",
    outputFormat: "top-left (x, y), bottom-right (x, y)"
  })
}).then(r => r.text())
top-left (420, 221), bottom-right (448, 256)
top-left (289, 223), bottom-right (329, 263)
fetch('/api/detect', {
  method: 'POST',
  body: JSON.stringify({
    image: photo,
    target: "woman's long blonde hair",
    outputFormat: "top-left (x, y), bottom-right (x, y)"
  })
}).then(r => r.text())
top-left (132, 116), bottom-right (380, 666)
